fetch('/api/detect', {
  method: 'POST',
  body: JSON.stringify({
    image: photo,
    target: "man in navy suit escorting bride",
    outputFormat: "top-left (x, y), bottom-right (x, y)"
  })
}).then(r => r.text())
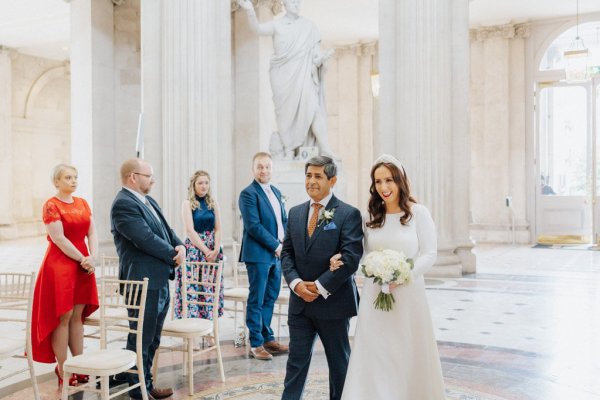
top-left (281, 156), bottom-right (363, 400)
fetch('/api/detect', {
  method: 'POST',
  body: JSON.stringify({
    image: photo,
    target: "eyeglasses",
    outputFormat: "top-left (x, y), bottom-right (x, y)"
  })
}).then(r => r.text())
top-left (132, 172), bottom-right (154, 179)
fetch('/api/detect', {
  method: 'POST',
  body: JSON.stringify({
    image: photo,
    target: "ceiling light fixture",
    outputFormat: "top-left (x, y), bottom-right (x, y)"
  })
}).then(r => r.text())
top-left (563, 0), bottom-right (590, 82)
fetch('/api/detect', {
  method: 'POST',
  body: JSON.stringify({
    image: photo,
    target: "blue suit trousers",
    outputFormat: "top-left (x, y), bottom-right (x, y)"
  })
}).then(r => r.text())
top-left (245, 261), bottom-right (281, 347)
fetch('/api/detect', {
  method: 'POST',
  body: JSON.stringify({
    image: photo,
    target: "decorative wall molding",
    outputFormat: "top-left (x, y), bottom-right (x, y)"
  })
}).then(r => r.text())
top-left (231, 0), bottom-right (283, 15)
top-left (23, 63), bottom-right (70, 118)
top-left (470, 23), bottom-right (531, 41)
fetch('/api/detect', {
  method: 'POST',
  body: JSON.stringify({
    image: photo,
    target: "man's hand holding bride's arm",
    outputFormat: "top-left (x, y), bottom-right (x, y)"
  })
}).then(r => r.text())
top-left (329, 253), bottom-right (344, 271)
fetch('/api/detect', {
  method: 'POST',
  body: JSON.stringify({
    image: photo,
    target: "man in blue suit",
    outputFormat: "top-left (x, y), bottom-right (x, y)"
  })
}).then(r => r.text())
top-left (239, 152), bottom-right (289, 360)
top-left (281, 156), bottom-right (363, 400)
top-left (110, 158), bottom-right (186, 400)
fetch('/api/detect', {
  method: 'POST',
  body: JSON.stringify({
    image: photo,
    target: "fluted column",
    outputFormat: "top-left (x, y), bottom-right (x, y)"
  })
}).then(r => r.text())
top-left (142, 1), bottom-right (233, 240)
top-left (379, 0), bottom-right (473, 275)
top-left (0, 47), bottom-right (12, 226)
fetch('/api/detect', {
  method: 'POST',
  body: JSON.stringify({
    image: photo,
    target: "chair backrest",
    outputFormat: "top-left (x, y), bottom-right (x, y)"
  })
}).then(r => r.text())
top-left (0, 272), bottom-right (36, 358)
top-left (99, 278), bottom-right (148, 350)
top-left (0, 272), bottom-right (35, 319)
top-left (97, 255), bottom-right (120, 281)
top-left (231, 242), bottom-right (247, 287)
top-left (181, 261), bottom-right (223, 325)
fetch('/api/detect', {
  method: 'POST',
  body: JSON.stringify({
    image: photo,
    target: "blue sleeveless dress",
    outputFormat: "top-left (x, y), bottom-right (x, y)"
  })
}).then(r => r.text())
top-left (174, 196), bottom-right (224, 319)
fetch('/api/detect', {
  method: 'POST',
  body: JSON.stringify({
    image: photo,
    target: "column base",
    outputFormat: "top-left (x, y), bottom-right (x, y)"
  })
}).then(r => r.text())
top-left (426, 244), bottom-right (477, 277)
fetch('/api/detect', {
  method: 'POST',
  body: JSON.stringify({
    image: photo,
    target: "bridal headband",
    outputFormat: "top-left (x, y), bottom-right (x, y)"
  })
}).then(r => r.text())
top-left (373, 154), bottom-right (405, 175)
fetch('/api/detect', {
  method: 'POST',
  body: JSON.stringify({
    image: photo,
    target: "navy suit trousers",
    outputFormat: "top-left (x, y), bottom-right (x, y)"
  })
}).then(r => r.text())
top-left (126, 285), bottom-right (170, 396)
top-left (282, 314), bottom-right (350, 400)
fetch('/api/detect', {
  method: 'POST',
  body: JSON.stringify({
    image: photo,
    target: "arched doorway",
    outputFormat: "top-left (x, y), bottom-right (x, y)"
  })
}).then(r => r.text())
top-left (535, 21), bottom-right (600, 244)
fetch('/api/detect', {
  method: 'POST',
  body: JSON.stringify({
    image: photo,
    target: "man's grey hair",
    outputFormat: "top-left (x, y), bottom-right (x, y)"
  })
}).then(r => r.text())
top-left (305, 156), bottom-right (337, 179)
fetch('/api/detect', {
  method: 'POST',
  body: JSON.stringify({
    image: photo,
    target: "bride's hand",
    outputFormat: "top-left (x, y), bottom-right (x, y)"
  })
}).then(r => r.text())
top-left (329, 253), bottom-right (344, 271)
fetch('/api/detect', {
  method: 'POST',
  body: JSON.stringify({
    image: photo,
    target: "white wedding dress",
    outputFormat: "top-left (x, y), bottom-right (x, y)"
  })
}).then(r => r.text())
top-left (342, 204), bottom-right (446, 400)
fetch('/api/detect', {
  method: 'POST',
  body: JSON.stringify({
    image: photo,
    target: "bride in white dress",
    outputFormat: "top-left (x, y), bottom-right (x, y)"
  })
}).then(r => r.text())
top-left (331, 154), bottom-right (445, 400)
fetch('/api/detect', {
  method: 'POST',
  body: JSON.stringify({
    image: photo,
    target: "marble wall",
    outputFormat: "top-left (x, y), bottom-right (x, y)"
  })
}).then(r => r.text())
top-left (0, 51), bottom-right (70, 239)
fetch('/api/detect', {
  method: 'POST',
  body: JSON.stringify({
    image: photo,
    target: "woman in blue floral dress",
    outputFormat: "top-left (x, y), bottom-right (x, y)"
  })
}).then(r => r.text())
top-left (175, 170), bottom-right (224, 320)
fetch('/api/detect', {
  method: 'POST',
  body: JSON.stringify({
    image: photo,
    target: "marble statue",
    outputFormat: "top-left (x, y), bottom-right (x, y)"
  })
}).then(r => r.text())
top-left (238, 0), bottom-right (335, 159)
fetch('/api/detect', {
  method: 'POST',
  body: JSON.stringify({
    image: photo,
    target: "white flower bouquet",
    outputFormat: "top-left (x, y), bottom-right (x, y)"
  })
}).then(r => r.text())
top-left (361, 249), bottom-right (413, 311)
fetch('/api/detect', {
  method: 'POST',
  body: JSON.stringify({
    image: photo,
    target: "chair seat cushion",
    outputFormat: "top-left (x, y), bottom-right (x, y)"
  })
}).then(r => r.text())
top-left (63, 349), bottom-right (136, 375)
top-left (0, 337), bottom-right (22, 356)
top-left (223, 287), bottom-right (249, 299)
top-left (162, 318), bottom-right (213, 335)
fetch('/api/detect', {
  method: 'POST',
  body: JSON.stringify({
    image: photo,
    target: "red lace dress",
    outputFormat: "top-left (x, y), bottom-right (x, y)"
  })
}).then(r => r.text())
top-left (31, 197), bottom-right (99, 363)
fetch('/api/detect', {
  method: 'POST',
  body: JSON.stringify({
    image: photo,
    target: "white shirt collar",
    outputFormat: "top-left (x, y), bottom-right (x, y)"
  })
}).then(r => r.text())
top-left (123, 186), bottom-right (147, 204)
top-left (310, 192), bottom-right (333, 208)
top-left (257, 181), bottom-right (272, 191)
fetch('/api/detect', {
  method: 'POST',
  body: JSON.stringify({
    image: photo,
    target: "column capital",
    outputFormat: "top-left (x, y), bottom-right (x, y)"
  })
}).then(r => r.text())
top-left (333, 41), bottom-right (378, 57)
top-left (231, 0), bottom-right (283, 15)
top-left (470, 23), bottom-right (531, 41)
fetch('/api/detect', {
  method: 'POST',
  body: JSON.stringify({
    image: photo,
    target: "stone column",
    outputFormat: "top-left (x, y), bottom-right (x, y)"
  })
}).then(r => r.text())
top-left (469, 24), bottom-right (530, 243)
top-left (379, 0), bottom-right (473, 276)
top-left (142, 1), bottom-right (233, 241)
top-left (0, 47), bottom-right (12, 227)
top-left (231, 0), bottom-right (282, 241)
top-left (70, 0), bottom-right (115, 246)
top-left (358, 43), bottom-right (377, 210)
top-left (233, 1), bottom-right (277, 225)
top-left (336, 45), bottom-right (360, 206)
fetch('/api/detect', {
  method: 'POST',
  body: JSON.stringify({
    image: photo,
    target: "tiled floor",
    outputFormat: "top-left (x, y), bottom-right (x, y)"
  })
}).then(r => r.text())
top-left (1, 239), bottom-right (600, 399)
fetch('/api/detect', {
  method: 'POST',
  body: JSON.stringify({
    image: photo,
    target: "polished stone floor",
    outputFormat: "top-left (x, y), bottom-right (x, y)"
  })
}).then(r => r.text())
top-left (1, 238), bottom-right (600, 399)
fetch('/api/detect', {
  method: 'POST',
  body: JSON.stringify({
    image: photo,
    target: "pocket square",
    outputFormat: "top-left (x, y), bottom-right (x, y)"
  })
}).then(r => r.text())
top-left (323, 221), bottom-right (337, 231)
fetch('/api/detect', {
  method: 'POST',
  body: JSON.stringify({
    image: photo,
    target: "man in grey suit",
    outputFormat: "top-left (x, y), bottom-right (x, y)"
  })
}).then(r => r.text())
top-left (110, 158), bottom-right (185, 400)
top-left (281, 156), bottom-right (364, 400)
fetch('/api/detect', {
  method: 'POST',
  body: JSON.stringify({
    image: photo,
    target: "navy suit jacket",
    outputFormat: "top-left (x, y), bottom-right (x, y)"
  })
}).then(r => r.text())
top-left (281, 194), bottom-right (363, 319)
top-left (239, 180), bottom-right (288, 264)
top-left (110, 188), bottom-right (184, 290)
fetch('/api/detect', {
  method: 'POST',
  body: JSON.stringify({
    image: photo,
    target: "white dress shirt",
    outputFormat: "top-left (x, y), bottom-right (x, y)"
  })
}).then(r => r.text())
top-left (258, 181), bottom-right (285, 254)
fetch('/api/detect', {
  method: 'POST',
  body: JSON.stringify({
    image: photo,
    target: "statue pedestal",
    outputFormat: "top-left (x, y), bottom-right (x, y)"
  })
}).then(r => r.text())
top-left (272, 158), bottom-right (347, 211)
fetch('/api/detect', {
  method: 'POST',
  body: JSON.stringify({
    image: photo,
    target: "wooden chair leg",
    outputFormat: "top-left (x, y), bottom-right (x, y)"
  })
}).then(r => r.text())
top-left (138, 368), bottom-right (149, 400)
top-left (216, 341), bottom-right (225, 382)
top-left (188, 338), bottom-right (194, 395)
top-left (26, 353), bottom-right (40, 400)
top-left (243, 302), bottom-right (249, 350)
top-left (101, 376), bottom-right (110, 400)
top-left (152, 351), bottom-right (160, 383)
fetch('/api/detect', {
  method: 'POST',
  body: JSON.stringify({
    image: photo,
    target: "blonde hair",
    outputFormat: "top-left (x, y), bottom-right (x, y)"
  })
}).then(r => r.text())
top-left (51, 164), bottom-right (77, 186)
top-left (187, 170), bottom-right (216, 210)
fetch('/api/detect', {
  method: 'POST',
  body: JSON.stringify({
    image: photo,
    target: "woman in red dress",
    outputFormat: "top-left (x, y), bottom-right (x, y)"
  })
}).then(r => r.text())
top-left (31, 164), bottom-right (99, 387)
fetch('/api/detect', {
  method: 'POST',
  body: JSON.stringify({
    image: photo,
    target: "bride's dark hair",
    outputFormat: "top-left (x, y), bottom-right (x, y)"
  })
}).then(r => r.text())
top-left (366, 162), bottom-right (417, 228)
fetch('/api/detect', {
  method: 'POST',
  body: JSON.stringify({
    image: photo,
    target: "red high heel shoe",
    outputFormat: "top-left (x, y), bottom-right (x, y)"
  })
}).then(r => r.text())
top-left (55, 365), bottom-right (79, 389)
top-left (74, 374), bottom-right (89, 384)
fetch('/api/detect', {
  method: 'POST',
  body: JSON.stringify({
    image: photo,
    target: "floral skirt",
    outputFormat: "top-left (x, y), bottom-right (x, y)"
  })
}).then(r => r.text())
top-left (174, 231), bottom-right (224, 320)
